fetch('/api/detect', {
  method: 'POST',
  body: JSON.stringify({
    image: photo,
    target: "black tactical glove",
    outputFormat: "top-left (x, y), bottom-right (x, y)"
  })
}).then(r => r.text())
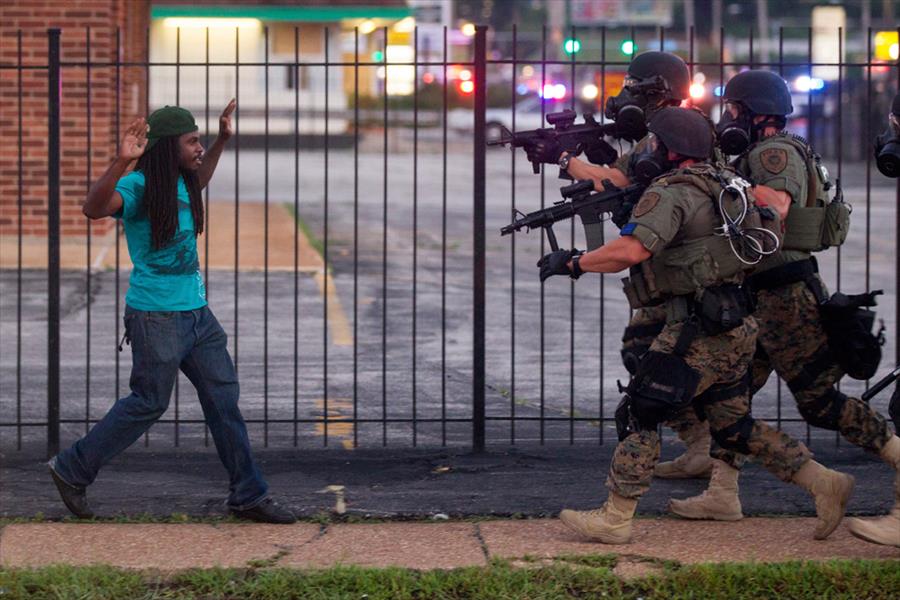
top-left (611, 199), bottom-right (636, 229)
top-left (525, 137), bottom-right (564, 165)
top-left (537, 248), bottom-right (582, 282)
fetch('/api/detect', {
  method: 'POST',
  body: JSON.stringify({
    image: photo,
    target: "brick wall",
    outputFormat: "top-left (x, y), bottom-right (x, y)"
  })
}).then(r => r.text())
top-left (0, 0), bottom-right (150, 238)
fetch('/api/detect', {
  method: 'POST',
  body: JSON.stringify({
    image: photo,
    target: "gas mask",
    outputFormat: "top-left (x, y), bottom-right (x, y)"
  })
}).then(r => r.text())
top-left (715, 103), bottom-right (754, 156)
top-left (605, 76), bottom-right (667, 141)
top-left (875, 113), bottom-right (900, 178)
top-left (631, 133), bottom-right (675, 184)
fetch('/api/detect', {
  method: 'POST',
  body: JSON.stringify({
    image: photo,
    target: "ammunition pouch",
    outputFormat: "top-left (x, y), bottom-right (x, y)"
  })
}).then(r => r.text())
top-left (626, 350), bottom-right (701, 431)
top-left (818, 290), bottom-right (885, 381)
top-left (665, 285), bottom-right (751, 335)
top-left (622, 237), bottom-right (749, 310)
top-left (782, 203), bottom-right (851, 251)
top-left (776, 133), bottom-right (850, 252)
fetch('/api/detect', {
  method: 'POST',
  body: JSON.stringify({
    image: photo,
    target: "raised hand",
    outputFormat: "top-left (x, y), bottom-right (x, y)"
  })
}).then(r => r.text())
top-left (120, 118), bottom-right (148, 161)
top-left (218, 98), bottom-right (236, 141)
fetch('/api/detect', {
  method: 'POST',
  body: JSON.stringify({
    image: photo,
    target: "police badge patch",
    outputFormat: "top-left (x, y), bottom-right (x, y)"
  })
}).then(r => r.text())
top-left (632, 191), bottom-right (661, 217)
top-left (760, 148), bottom-right (788, 174)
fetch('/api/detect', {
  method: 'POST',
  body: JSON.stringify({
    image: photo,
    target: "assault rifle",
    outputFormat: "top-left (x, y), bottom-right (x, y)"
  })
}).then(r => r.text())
top-left (861, 364), bottom-right (900, 430)
top-left (488, 109), bottom-right (623, 177)
top-left (501, 178), bottom-right (645, 251)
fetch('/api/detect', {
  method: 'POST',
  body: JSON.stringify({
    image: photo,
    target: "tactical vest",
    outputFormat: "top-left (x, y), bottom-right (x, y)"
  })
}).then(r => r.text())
top-left (622, 165), bottom-right (781, 310)
top-left (742, 133), bottom-right (850, 252)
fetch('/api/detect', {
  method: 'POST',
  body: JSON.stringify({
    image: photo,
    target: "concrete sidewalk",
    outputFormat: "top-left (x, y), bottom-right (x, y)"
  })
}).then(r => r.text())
top-left (0, 518), bottom-right (896, 572)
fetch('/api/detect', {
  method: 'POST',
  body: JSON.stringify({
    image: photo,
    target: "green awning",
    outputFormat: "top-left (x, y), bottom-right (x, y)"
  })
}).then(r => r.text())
top-left (151, 4), bottom-right (412, 22)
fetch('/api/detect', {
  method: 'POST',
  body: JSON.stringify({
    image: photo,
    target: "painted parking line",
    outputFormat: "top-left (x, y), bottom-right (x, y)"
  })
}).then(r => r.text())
top-left (314, 270), bottom-right (353, 347)
top-left (314, 398), bottom-right (355, 450)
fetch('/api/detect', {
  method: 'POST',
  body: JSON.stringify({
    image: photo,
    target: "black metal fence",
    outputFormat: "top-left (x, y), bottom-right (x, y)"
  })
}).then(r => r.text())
top-left (0, 25), bottom-right (898, 456)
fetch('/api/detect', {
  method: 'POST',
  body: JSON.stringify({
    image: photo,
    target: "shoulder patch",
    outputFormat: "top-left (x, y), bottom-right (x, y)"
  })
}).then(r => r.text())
top-left (632, 191), bottom-right (661, 217)
top-left (759, 148), bottom-right (788, 174)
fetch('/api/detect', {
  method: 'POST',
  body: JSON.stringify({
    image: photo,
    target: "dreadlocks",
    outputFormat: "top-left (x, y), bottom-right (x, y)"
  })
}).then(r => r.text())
top-left (135, 135), bottom-right (204, 250)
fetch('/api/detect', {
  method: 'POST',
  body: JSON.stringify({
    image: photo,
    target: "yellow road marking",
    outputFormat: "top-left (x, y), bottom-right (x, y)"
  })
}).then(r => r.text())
top-left (314, 398), bottom-right (355, 450)
top-left (314, 270), bottom-right (353, 347)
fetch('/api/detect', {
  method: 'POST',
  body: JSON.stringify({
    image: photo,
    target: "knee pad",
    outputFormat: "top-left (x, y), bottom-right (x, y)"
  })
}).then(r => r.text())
top-left (797, 388), bottom-right (847, 431)
top-left (711, 414), bottom-right (755, 455)
top-left (627, 351), bottom-right (700, 430)
top-left (890, 386), bottom-right (900, 433)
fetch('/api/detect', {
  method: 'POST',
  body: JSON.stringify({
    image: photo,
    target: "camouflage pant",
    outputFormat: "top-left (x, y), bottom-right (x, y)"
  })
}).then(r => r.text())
top-left (622, 306), bottom-right (746, 469)
top-left (752, 277), bottom-right (891, 453)
top-left (609, 316), bottom-right (813, 498)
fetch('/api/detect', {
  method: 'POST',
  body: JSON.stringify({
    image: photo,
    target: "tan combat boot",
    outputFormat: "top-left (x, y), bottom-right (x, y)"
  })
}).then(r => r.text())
top-left (654, 420), bottom-right (713, 479)
top-left (791, 459), bottom-right (855, 540)
top-left (668, 459), bottom-right (743, 521)
top-left (559, 492), bottom-right (638, 544)
top-left (846, 435), bottom-right (900, 548)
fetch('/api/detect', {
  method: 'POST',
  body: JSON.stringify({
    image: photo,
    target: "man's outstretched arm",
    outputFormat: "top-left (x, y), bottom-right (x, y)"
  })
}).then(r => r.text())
top-left (199, 98), bottom-right (235, 189)
top-left (83, 117), bottom-right (147, 219)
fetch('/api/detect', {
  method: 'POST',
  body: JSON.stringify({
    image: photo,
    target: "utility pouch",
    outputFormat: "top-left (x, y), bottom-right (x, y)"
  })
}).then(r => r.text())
top-left (819, 290), bottom-right (885, 380)
top-left (622, 263), bottom-right (662, 309)
top-left (821, 200), bottom-right (851, 248)
top-left (782, 206), bottom-right (825, 251)
top-left (696, 285), bottom-right (750, 335)
top-left (626, 350), bottom-right (701, 427)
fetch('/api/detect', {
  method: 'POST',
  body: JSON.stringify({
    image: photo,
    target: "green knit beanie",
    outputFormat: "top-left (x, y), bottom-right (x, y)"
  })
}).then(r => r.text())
top-left (146, 106), bottom-right (198, 150)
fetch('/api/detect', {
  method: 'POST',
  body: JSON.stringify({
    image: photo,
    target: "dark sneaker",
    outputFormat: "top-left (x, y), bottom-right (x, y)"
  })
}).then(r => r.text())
top-left (231, 497), bottom-right (297, 524)
top-left (47, 457), bottom-right (94, 519)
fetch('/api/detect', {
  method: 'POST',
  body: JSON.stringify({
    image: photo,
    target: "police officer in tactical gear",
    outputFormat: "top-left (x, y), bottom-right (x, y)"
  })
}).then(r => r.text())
top-left (539, 107), bottom-right (854, 545)
top-left (660, 69), bottom-right (900, 549)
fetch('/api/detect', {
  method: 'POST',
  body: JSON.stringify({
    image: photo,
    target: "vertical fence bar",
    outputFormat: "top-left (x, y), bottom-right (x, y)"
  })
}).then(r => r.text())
top-left (776, 26), bottom-right (784, 430)
top-left (539, 24), bottom-right (547, 446)
top-left (895, 25), bottom-right (900, 372)
top-left (569, 24), bottom-right (577, 444)
top-left (441, 25), bottom-right (448, 446)
top-left (174, 26), bottom-right (181, 447)
top-left (412, 26), bottom-right (419, 446)
top-left (293, 26), bottom-right (300, 447)
top-left (204, 26), bottom-right (211, 446)
top-left (599, 25), bottom-right (606, 444)
top-left (85, 27), bottom-right (92, 436)
top-left (381, 26), bottom-right (389, 446)
top-left (806, 26), bottom-right (813, 445)
top-left (865, 27), bottom-right (872, 296)
top-left (323, 26), bottom-right (330, 446)
top-left (47, 28), bottom-right (62, 459)
top-left (263, 26), bottom-right (270, 447)
top-left (353, 27), bottom-right (359, 447)
top-left (472, 25), bottom-right (488, 452)
top-left (114, 27), bottom-right (121, 407)
top-left (144, 24), bottom-right (151, 447)
top-left (16, 30), bottom-right (24, 450)
top-left (510, 25), bottom-right (517, 444)
top-left (234, 27), bottom-right (240, 374)
top-left (835, 26), bottom-right (844, 447)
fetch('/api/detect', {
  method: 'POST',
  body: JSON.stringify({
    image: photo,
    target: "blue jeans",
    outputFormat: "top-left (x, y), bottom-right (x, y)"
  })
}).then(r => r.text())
top-left (54, 305), bottom-right (268, 510)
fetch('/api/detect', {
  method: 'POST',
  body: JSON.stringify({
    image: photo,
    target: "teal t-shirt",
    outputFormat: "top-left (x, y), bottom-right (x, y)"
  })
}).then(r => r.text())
top-left (114, 170), bottom-right (207, 311)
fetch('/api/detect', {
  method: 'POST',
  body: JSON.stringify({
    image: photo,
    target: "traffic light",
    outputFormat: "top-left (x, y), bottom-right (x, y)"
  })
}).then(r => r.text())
top-left (371, 50), bottom-right (384, 62)
top-left (563, 38), bottom-right (581, 55)
top-left (620, 39), bottom-right (636, 56)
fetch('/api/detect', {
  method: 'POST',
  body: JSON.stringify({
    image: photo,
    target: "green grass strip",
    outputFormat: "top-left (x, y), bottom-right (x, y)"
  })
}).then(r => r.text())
top-left (1, 559), bottom-right (897, 600)
top-left (282, 202), bottom-right (325, 260)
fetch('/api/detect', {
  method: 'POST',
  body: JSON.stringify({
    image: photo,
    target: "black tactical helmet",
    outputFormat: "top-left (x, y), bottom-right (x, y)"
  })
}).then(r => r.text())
top-left (723, 70), bottom-right (793, 116)
top-left (627, 51), bottom-right (691, 101)
top-left (648, 107), bottom-right (714, 159)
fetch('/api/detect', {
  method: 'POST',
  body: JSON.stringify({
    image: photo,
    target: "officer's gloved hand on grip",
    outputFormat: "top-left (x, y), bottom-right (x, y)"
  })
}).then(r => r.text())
top-left (525, 137), bottom-right (564, 165)
top-left (537, 248), bottom-right (582, 282)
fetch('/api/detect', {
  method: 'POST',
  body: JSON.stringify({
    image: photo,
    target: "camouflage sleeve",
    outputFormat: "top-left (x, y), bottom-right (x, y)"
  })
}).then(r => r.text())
top-left (612, 135), bottom-right (649, 176)
top-left (745, 140), bottom-right (807, 205)
top-left (621, 184), bottom-right (692, 255)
